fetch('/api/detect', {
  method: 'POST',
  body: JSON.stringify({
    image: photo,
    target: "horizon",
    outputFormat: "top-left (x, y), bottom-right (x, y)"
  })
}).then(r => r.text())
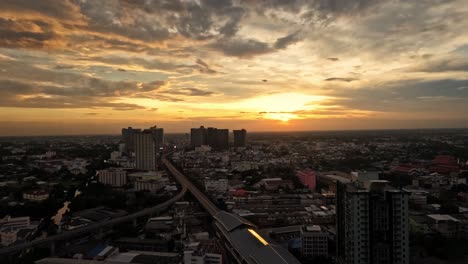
top-left (1, 1), bottom-right (468, 135)
top-left (1, 126), bottom-right (467, 138)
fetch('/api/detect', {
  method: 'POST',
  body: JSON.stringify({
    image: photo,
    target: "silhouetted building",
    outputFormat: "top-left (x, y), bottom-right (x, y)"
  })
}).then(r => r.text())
top-left (191, 126), bottom-right (206, 147)
top-left (121, 127), bottom-right (141, 153)
top-left (146, 126), bottom-right (164, 150)
top-left (233, 129), bottom-right (247, 147)
top-left (215, 128), bottom-right (229, 149)
top-left (135, 132), bottom-right (156, 171)
top-left (191, 126), bottom-right (228, 149)
top-left (336, 180), bottom-right (409, 264)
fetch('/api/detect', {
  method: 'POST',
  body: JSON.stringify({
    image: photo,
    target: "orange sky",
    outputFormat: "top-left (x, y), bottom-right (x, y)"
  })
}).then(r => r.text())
top-left (0, 0), bottom-right (468, 135)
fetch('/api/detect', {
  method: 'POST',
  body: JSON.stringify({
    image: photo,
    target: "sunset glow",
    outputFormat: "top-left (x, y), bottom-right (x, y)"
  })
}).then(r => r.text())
top-left (0, 0), bottom-right (467, 135)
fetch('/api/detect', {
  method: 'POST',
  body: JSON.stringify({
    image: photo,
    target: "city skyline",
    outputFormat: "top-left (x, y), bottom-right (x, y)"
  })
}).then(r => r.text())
top-left (1, 0), bottom-right (468, 136)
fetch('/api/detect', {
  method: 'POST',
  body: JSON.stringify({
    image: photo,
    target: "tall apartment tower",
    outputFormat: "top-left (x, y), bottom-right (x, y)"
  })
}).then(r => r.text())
top-left (336, 180), bottom-right (409, 264)
top-left (190, 126), bottom-right (229, 149)
top-left (135, 133), bottom-right (156, 171)
top-left (233, 129), bottom-right (247, 147)
top-left (147, 126), bottom-right (164, 150)
top-left (191, 126), bottom-right (206, 147)
top-left (215, 129), bottom-right (229, 150)
top-left (121, 127), bottom-right (141, 153)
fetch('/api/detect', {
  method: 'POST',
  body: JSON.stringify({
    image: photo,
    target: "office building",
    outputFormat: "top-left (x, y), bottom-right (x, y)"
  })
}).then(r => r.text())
top-left (135, 133), bottom-right (156, 171)
top-left (191, 126), bottom-right (206, 147)
top-left (233, 129), bottom-right (247, 147)
top-left (121, 127), bottom-right (141, 153)
top-left (301, 225), bottom-right (328, 258)
top-left (336, 180), bottom-right (409, 264)
top-left (98, 168), bottom-right (127, 187)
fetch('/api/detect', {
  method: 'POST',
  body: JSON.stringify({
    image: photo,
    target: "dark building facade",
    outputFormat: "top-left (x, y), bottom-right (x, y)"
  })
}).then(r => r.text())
top-left (233, 129), bottom-right (247, 147)
top-left (121, 127), bottom-right (141, 153)
top-left (190, 126), bottom-right (206, 147)
top-left (190, 126), bottom-right (229, 150)
top-left (336, 180), bottom-right (409, 264)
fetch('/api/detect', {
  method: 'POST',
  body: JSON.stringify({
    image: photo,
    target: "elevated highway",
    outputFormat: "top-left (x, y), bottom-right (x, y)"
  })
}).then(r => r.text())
top-left (0, 179), bottom-right (187, 256)
top-left (162, 156), bottom-right (301, 264)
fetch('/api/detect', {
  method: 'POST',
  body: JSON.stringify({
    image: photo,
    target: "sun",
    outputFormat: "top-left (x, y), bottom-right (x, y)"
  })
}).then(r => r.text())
top-left (264, 113), bottom-right (296, 122)
top-left (237, 92), bottom-right (328, 122)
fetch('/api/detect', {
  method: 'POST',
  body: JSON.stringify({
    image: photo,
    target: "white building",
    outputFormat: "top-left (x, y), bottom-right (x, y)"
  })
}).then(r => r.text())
top-left (301, 225), bottom-right (328, 258)
top-left (98, 168), bottom-right (127, 187)
top-left (204, 179), bottom-right (228, 193)
top-left (23, 190), bottom-right (49, 201)
top-left (134, 179), bottom-right (167, 192)
top-left (0, 216), bottom-right (30, 230)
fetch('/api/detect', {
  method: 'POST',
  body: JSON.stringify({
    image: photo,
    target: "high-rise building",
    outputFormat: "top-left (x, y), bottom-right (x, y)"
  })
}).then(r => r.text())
top-left (336, 180), bottom-right (409, 264)
top-left (233, 129), bottom-right (247, 147)
top-left (147, 125), bottom-right (164, 150)
top-left (190, 126), bottom-right (229, 150)
top-left (215, 128), bottom-right (229, 149)
top-left (121, 127), bottom-right (141, 153)
top-left (191, 126), bottom-right (206, 147)
top-left (206, 127), bottom-right (217, 147)
top-left (135, 133), bottom-right (156, 171)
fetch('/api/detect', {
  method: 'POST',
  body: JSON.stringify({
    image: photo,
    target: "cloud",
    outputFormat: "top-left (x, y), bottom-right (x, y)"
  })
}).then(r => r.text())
top-left (274, 31), bottom-right (302, 49)
top-left (0, 18), bottom-right (59, 48)
top-left (195, 59), bottom-right (218, 74)
top-left (0, 0), bottom-right (82, 20)
top-left (164, 87), bottom-right (218, 97)
top-left (210, 30), bottom-right (304, 58)
top-left (411, 57), bottom-right (468, 73)
top-left (324, 77), bottom-right (358, 82)
top-left (210, 37), bottom-right (272, 58)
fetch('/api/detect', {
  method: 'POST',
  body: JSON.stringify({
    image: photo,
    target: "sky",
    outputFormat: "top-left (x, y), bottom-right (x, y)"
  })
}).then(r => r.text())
top-left (0, 0), bottom-right (468, 136)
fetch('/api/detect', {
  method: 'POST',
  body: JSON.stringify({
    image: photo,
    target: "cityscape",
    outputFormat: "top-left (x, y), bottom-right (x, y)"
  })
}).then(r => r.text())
top-left (1, 0), bottom-right (468, 264)
top-left (1, 127), bottom-right (468, 264)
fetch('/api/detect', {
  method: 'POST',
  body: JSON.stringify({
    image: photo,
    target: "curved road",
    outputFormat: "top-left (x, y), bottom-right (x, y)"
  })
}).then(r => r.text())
top-left (0, 175), bottom-right (187, 256)
top-left (162, 158), bottom-right (219, 216)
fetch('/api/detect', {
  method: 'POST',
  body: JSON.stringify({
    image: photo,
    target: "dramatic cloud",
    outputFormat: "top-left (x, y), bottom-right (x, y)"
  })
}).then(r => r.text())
top-left (0, 0), bottom-right (467, 134)
top-left (324, 78), bottom-right (358, 82)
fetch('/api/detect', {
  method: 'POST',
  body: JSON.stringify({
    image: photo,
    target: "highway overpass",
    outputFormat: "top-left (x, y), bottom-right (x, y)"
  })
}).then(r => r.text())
top-left (0, 183), bottom-right (187, 256)
top-left (163, 157), bottom-right (301, 264)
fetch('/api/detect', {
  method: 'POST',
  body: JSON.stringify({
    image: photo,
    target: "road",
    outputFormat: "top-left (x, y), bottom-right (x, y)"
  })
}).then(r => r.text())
top-left (162, 157), bottom-right (220, 216)
top-left (0, 178), bottom-right (187, 256)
